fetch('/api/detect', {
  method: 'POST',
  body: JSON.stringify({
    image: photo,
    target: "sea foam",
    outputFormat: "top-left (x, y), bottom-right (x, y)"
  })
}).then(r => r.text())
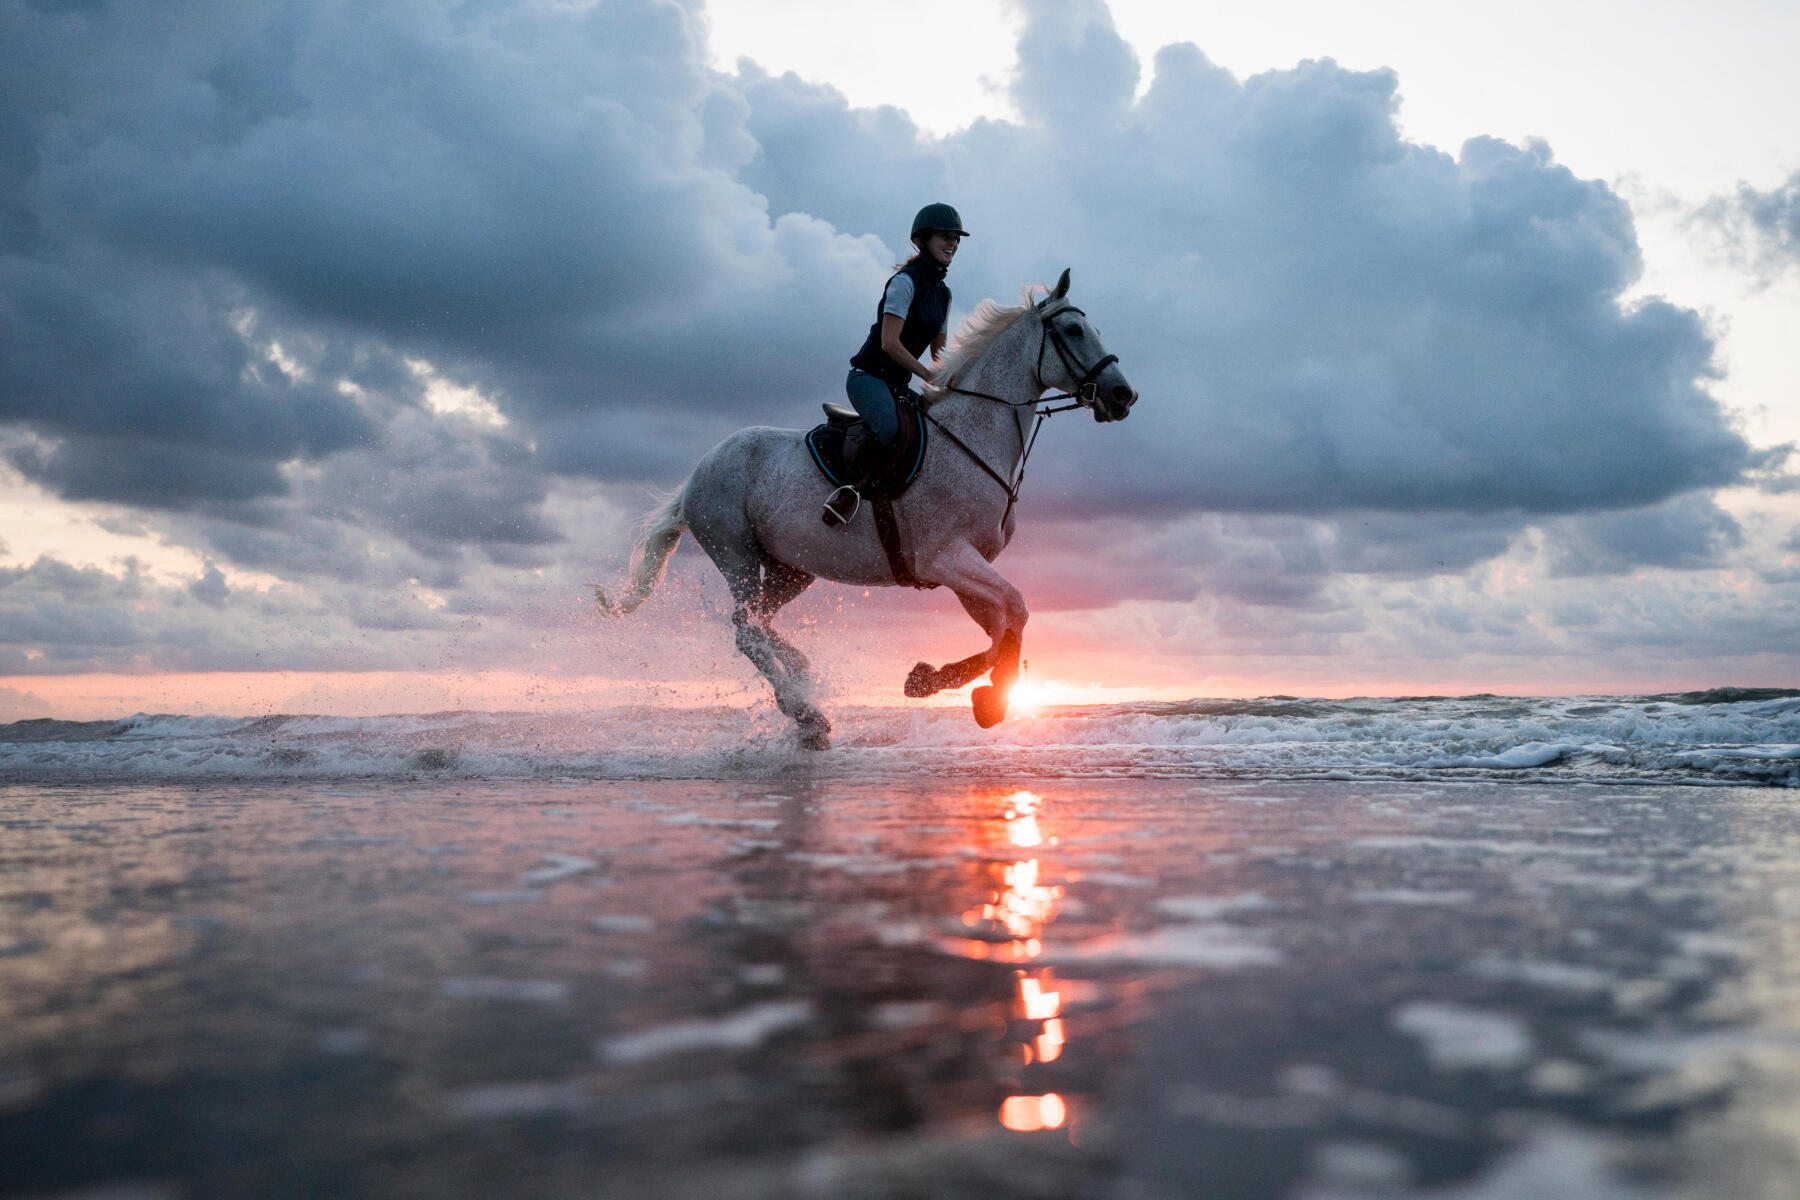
top-left (3, 692), bottom-right (1797, 786)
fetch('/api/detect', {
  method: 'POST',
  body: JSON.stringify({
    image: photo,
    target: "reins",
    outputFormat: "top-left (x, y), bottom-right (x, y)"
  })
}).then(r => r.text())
top-left (920, 301), bottom-right (1114, 527)
top-left (918, 394), bottom-right (1071, 529)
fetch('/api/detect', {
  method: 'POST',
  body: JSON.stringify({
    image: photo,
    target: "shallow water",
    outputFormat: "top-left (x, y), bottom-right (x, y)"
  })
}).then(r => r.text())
top-left (4, 690), bottom-right (1799, 787)
top-left (4, 777), bottom-right (1800, 1197)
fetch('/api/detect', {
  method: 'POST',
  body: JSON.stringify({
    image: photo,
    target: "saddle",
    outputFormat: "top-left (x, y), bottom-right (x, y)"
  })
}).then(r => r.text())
top-left (805, 393), bottom-right (928, 499)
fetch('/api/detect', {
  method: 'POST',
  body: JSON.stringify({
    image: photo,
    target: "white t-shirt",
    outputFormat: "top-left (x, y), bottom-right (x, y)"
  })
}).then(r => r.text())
top-left (881, 272), bottom-right (916, 319)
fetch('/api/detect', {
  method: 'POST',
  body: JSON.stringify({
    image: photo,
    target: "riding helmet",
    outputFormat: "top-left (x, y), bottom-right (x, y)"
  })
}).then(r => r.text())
top-left (911, 202), bottom-right (970, 241)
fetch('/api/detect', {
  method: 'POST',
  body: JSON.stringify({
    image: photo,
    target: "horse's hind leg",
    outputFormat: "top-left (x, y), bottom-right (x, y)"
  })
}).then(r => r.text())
top-left (752, 561), bottom-right (815, 679)
top-left (696, 533), bottom-right (829, 749)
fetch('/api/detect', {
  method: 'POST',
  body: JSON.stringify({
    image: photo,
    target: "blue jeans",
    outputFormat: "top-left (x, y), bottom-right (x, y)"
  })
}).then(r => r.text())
top-left (845, 368), bottom-right (902, 447)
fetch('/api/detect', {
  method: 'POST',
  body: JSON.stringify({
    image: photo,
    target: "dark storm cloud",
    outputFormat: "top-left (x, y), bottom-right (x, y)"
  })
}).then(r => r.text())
top-left (975, 8), bottom-right (1749, 515)
top-left (0, 555), bottom-right (146, 667)
top-left (0, 548), bottom-right (493, 674)
top-left (0, 255), bottom-right (372, 505)
top-left (3, 0), bottom-right (1755, 521)
top-left (0, 0), bottom-right (1779, 681)
top-left (306, 406), bottom-right (561, 564)
top-left (0, 0), bottom-right (890, 520)
top-left (1005, 509), bottom-right (1526, 612)
top-left (188, 562), bottom-right (230, 608)
top-left (733, 63), bottom-right (951, 241)
top-left (1543, 494), bottom-right (1743, 577)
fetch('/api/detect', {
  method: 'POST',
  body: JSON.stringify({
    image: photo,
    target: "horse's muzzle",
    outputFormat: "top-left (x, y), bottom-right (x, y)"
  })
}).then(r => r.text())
top-left (1093, 383), bottom-right (1137, 422)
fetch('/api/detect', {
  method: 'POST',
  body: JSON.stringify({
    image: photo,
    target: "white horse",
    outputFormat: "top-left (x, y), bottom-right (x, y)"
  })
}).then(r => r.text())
top-left (593, 269), bottom-right (1137, 748)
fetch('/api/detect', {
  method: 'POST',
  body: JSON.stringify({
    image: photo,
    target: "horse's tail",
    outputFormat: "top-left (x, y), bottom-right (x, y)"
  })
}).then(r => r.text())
top-left (593, 486), bottom-right (687, 617)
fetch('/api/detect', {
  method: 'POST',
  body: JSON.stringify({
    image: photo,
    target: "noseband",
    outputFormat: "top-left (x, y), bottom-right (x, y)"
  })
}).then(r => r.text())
top-left (1037, 303), bottom-right (1119, 408)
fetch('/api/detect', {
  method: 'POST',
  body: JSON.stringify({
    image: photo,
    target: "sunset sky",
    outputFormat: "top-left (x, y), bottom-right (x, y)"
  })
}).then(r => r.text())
top-left (3, 0), bottom-right (1798, 719)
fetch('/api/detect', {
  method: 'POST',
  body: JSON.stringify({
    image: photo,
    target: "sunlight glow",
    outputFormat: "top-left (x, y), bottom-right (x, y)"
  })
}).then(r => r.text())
top-left (1018, 973), bottom-right (1061, 1021)
top-left (1007, 676), bottom-right (1045, 716)
top-left (999, 1092), bottom-right (1067, 1132)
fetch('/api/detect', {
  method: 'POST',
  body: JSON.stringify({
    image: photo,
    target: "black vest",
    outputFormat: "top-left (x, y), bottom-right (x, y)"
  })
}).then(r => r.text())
top-left (849, 260), bottom-right (951, 390)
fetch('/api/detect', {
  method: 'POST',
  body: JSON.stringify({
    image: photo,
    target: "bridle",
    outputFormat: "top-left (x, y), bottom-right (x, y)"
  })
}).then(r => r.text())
top-left (921, 300), bottom-right (1121, 525)
top-left (1037, 302), bottom-right (1120, 411)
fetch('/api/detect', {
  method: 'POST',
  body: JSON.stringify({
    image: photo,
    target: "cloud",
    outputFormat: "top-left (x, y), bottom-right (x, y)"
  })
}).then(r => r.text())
top-left (1, 0), bottom-right (889, 518)
top-left (188, 561), bottom-right (230, 608)
top-left (0, 0), bottom-right (1783, 687)
top-left (1542, 494), bottom-right (1743, 577)
top-left (0, 549), bottom-right (524, 674)
top-left (737, 8), bottom-right (1751, 518)
top-left (1694, 168), bottom-right (1800, 279)
top-left (0, 685), bottom-right (61, 722)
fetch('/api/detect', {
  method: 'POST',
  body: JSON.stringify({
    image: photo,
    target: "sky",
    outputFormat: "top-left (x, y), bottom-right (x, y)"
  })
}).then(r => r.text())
top-left (2, 0), bottom-right (1798, 720)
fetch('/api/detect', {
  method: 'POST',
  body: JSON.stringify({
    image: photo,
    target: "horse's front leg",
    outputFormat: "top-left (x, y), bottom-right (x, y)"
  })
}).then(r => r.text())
top-left (903, 542), bottom-right (1027, 728)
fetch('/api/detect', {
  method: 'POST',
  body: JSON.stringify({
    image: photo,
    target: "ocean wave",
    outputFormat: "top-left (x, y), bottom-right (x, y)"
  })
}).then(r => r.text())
top-left (2, 693), bottom-right (1797, 787)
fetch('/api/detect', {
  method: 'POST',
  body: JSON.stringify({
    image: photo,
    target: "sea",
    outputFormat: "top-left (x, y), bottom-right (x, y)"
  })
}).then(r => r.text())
top-left (4, 687), bottom-right (1796, 786)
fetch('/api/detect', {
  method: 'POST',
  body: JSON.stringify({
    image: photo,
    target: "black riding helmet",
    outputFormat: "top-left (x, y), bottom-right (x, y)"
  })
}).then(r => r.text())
top-left (911, 202), bottom-right (970, 243)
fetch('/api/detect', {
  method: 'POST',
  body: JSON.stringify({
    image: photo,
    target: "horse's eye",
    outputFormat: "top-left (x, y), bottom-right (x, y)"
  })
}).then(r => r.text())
top-left (1064, 325), bottom-right (1084, 338)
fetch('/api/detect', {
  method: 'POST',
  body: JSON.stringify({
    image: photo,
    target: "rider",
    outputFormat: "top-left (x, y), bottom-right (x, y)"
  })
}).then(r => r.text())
top-left (823, 202), bottom-right (968, 526)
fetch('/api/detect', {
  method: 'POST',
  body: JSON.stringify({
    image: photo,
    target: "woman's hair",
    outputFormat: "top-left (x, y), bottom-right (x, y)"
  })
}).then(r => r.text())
top-left (893, 240), bottom-right (924, 272)
top-left (894, 229), bottom-right (941, 271)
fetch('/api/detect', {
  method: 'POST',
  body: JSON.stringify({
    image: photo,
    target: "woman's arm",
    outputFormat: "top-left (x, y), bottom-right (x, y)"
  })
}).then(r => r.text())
top-left (879, 313), bottom-right (935, 384)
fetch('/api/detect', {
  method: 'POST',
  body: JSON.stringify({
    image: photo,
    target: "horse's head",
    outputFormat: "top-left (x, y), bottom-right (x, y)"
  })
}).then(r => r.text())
top-left (1036, 269), bottom-right (1137, 422)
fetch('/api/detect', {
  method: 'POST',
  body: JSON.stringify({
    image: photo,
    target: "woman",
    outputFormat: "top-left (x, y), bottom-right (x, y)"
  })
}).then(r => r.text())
top-left (824, 203), bottom-right (968, 526)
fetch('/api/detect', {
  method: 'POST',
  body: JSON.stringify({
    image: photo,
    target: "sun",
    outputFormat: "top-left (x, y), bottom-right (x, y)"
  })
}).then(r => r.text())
top-left (1006, 674), bottom-right (1046, 717)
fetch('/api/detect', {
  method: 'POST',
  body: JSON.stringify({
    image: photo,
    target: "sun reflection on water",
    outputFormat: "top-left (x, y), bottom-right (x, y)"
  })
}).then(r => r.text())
top-left (949, 789), bottom-right (1080, 1131)
top-left (998, 1092), bottom-right (1067, 1132)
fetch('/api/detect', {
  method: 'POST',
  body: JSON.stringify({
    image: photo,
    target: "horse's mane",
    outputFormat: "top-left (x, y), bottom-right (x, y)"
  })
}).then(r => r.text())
top-left (925, 284), bottom-right (1050, 407)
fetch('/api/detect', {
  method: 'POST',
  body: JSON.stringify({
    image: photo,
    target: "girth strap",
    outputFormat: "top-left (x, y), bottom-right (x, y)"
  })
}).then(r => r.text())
top-left (870, 494), bottom-right (937, 590)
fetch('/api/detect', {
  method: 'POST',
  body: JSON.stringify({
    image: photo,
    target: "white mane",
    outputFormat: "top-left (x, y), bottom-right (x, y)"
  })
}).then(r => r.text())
top-left (929, 284), bottom-right (1051, 398)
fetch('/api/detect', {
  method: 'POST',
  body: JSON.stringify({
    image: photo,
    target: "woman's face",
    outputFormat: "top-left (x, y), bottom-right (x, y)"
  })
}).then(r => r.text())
top-left (924, 231), bottom-right (961, 267)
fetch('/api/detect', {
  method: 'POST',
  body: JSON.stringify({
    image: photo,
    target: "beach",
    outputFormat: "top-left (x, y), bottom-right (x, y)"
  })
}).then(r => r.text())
top-left (4, 771), bottom-right (1799, 1198)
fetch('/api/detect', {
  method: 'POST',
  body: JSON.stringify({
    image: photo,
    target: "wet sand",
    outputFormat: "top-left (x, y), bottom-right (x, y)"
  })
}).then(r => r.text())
top-left (3, 777), bottom-right (1798, 1199)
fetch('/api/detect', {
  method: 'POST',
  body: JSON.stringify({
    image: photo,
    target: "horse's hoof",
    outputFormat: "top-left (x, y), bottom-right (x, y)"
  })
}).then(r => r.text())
top-left (795, 711), bottom-right (831, 751)
top-left (904, 662), bottom-right (939, 698)
top-left (971, 684), bottom-right (1009, 728)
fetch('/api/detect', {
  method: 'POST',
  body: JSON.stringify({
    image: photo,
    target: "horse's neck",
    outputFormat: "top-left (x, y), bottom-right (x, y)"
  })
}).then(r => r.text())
top-left (942, 314), bottom-right (1040, 463)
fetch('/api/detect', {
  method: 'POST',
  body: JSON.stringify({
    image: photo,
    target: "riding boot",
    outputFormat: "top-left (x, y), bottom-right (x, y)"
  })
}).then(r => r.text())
top-left (821, 425), bottom-right (888, 528)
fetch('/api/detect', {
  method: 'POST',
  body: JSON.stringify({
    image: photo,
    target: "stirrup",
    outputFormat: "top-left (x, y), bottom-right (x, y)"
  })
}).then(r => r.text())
top-left (821, 485), bottom-right (861, 528)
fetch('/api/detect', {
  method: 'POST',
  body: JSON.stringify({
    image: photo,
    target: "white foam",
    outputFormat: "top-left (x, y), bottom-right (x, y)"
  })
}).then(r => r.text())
top-left (1076, 870), bottom-right (1158, 889)
top-left (1466, 956), bottom-right (1614, 995)
top-left (1155, 892), bottom-right (1270, 920)
top-left (521, 854), bottom-right (598, 885)
top-left (6, 694), bottom-right (1796, 785)
top-left (1392, 1002), bottom-right (1532, 1071)
top-left (1350, 888), bottom-right (1475, 906)
top-left (598, 1000), bottom-right (813, 1064)
top-left (440, 977), bottom-right (569, 1004)
top-left (460, 889), bottom-right (543, 905)
top-left (1042, 923), bottom-right (1282, 968)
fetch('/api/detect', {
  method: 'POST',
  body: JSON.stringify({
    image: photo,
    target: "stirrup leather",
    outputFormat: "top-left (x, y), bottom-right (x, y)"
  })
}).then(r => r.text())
top-left (821, 485), bottom-right (861, 527)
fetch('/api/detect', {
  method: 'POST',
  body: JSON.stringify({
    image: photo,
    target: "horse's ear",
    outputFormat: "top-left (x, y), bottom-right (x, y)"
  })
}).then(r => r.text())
top-left (1051, 268), bottom-right (1070, 300)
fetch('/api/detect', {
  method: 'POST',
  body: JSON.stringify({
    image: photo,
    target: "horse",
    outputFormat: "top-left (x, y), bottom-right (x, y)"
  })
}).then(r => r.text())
top-left (592, 268), bottom-right (1137, 749)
